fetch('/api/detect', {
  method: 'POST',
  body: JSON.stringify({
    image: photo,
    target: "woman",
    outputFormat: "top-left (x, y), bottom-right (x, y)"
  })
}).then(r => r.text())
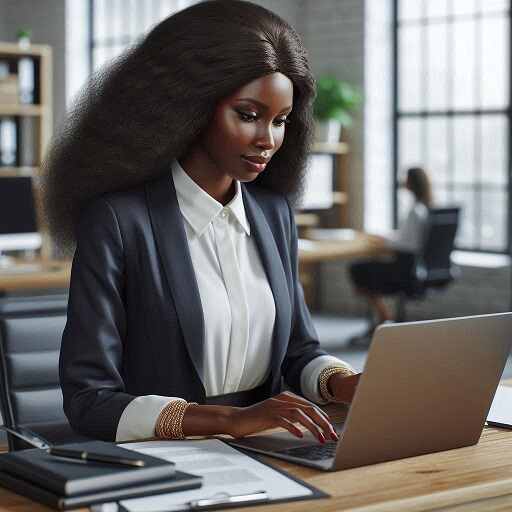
top-left (45, 0), bottom-right (360, 444)
top-left (349, 167), bottom-right (433, 327)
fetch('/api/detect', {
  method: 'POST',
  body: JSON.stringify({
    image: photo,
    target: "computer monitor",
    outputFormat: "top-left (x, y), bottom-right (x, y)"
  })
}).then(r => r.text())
top-left (299, 153), bottom-right (335, 210)
top-left (0, 177), bottom-right (42, 265)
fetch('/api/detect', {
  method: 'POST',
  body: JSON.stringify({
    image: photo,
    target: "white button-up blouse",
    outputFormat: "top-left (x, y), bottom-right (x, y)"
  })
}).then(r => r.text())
top-left (115, 160), bottom-right (350, 442)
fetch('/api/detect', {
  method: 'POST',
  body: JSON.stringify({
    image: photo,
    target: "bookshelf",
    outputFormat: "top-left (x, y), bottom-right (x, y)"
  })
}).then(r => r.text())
top-left (297, 141), bottom-right (351, 308)
top-left (296, 141), bottom-right (349, 232)
top-left (0, 42), bottom-right (52, 259)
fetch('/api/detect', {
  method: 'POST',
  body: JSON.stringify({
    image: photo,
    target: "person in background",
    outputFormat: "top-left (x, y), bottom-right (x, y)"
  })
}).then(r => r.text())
top-left (349, 167), bottom-right (433, 334)
top-left (45, 0), bottom-right (361, 445)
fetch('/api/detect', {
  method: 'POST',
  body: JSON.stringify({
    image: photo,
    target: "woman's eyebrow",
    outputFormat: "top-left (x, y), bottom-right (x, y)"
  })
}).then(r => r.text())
top-left (236, 98), bottom-right (292, 114)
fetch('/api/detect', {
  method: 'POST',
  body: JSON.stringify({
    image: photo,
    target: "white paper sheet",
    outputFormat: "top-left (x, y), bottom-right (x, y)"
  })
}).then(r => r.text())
top-left (119, 439), bottom-right (313, 512)
top-left (487, 385), bottom-right (512, 427)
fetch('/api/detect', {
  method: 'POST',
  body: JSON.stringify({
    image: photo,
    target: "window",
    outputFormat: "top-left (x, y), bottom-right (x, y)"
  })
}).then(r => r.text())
top-left (89, 0), bottom-right (199, 71)
top-left (394, 0), bottom-right (510, 252)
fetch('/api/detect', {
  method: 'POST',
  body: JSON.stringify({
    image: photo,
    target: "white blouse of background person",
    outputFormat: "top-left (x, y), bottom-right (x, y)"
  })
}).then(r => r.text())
top-left (382, 200), bottom-right (429, 254)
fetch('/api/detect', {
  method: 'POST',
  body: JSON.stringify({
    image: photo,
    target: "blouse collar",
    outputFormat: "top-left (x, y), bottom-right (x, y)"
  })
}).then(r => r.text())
top-left (171, 159), bottom-right (250, 237)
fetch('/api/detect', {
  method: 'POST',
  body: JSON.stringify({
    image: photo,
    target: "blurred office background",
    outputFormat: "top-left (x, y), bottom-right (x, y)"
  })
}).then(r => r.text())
top-left (0, 0), bottom-right (510, 376)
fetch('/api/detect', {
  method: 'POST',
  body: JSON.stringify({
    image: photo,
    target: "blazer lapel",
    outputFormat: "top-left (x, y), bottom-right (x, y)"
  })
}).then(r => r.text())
top-left (145, 173), bottom-right (205, 386)
top-left (242, 186), bottom-right (292, 386)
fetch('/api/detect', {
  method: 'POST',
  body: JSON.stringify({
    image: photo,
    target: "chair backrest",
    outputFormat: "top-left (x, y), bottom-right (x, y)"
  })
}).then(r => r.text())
top-left (0, 302), bottom-right (88, 450)
top-left (417, 207), bottom-right (461, 285)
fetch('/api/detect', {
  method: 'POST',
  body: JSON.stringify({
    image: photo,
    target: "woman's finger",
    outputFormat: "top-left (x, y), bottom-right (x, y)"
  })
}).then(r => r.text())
top-left (275, 392), bottom-right (331, 420)
top-left (300, 405), bottom-right (338, 441)
top-left (283, 407), bottom-right (325, 443)
top-left (273, 393), bottom-right (337, 439)
top-left (276, 416), bottom-right (304, 439)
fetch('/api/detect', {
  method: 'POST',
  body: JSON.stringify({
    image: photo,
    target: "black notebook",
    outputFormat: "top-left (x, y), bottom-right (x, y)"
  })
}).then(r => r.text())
top-left (0, 469), bottom-right (202, 510)
top-left (0, 440), bottom-right (177, 496)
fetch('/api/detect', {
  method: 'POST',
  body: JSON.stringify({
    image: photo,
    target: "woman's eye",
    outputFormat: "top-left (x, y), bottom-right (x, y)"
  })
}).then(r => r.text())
top-left (273, 117), bottom-right (290, 127)
top-left (238, 111), bottom-right (257, 122)
top-left (237, 110), bottom-right (290, 127)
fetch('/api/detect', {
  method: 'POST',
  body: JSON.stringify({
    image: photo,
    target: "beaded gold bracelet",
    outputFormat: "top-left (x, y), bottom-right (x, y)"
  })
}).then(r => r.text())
top-left (155, 399), bottom-right (198, 440)
top-left (319, 365), bottom-right (356, 402)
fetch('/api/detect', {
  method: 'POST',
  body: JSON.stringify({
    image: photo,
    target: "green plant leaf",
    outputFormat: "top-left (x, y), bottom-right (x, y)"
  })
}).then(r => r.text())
top-left (313, 75), bottom-right (362, 124)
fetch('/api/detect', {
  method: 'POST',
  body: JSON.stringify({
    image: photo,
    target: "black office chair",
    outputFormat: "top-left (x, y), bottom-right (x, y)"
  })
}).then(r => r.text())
top-left (0, 306), bottom-right (90, 450)
top-left (394, 207), bottom-right (461, 321)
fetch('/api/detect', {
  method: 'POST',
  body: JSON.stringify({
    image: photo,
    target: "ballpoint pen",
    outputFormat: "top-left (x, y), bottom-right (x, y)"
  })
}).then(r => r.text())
top-left (187, 490), bottom-right (269, 510)
top-left (46, 447), bottom-right (146, 468)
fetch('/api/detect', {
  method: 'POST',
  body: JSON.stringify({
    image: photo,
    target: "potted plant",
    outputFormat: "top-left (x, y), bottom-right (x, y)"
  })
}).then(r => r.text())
top-left (313, 75), bottom-right (362, 143)
top-left (16, 28), bottom-right (32, 49)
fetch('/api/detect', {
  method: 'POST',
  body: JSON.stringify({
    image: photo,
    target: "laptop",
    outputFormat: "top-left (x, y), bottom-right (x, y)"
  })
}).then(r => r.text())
top-left (230, 313), bottom-right (512, 471)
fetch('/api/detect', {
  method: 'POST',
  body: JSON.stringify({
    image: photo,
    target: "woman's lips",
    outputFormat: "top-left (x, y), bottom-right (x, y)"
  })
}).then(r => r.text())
top-left (241, 156), bottom-right (267, 173)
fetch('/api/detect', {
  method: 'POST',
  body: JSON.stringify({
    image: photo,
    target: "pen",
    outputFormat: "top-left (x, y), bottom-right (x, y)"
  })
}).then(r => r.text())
top-left (187, 490), bottom-right (269, 510)
top-left (46, 447), bottom-right (146, 468)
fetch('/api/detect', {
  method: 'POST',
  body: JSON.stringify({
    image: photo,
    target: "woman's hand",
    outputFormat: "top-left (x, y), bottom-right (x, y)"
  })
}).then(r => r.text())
top-left (227, 391), bottom-right (338, 443)
top-left (327, 372), bottom-right (361, 403)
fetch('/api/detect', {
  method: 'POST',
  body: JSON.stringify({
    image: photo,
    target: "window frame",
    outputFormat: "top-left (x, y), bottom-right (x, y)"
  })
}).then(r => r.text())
top-left (392, 0), bottom-right (512, 254)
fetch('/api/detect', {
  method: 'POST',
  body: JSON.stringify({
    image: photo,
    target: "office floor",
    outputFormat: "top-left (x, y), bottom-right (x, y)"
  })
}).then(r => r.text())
top-left (312, 313), bottom-right (512, 379)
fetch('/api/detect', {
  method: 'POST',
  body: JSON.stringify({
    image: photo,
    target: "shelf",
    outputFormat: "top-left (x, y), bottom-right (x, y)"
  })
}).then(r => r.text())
top-left (333, 191), bottom-right (348, 205)
top-left (295, 213), bottom-right (320, 228)
top-left (0, 104), bottom-right (45, 116)
top-left (0, 41), bottom-right (52, 260)
top-left (0, 42), bottom-right (51, 58)
top-left (0, 166), bottom-right (39, 177)
top-left (312, 142), bottom-right (349, 154)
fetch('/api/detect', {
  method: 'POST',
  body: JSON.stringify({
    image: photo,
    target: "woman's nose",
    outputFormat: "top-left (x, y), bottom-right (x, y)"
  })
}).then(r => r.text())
top-left (255, 124), bottom-right (275, 151)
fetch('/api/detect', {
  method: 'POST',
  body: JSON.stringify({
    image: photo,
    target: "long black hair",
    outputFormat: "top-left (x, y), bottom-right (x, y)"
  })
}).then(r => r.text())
top-left (406, 167), bottom-right (432, 207)
top-left (41, 0), bottom-right (316, 253)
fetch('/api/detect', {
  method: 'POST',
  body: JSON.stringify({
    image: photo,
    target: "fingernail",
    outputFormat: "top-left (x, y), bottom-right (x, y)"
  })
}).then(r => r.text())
top-left (331, 432), bottom-right (338, 441)
top-left (319, 433), bottom-right (326, 443)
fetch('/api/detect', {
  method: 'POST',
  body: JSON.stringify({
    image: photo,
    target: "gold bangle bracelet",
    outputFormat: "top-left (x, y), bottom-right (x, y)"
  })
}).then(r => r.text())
top-left (319, 365), bottom-right (355, 402)
top-left (155, 399), bottom-right (198, 440)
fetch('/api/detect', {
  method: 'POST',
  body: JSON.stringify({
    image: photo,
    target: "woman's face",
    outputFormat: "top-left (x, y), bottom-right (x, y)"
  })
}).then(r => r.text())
top-left (198, 72), bottom-right (294, 183)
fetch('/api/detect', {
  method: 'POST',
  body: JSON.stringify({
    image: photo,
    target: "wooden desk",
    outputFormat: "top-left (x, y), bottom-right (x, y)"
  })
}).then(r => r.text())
top-left (299, 231), bottom-right (387, 264)
top-left (0, 381), bottom-right (510, 511)
top-left (298, 231), bottom-right (388, 308)
top-left (0, 260), bottom-right (71, 293)
top-left (0, 233), bottom-right (381, 294)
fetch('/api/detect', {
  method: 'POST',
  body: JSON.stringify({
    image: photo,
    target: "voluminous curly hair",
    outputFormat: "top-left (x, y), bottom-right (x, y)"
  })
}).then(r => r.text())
top-left (42, 0), bottom-right (316, 253)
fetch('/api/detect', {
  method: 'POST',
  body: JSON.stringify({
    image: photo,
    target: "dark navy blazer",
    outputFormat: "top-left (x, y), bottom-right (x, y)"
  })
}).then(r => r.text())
top-left (59, 171), bottom-right (327, 441)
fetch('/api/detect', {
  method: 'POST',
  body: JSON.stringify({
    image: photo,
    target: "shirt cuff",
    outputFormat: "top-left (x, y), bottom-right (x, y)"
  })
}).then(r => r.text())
top-left (115, 395), bottom-right (179, 442)
top-left (300, 355), bottom-right (355, 404)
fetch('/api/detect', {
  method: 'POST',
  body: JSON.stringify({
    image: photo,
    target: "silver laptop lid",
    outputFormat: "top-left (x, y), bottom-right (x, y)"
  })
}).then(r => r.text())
top-left (333, 313), bottom-right (512, 471)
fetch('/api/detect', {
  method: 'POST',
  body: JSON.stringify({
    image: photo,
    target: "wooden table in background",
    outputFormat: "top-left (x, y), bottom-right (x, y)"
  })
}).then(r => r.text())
top-left (0, 233), bottom-right (382, 295)
top-left (0, 260), bottom-right (71, 294)
top-left (0, 380), bottom-right (510, 511)
top-left (298, 231), bottom-right (388, 309)
top-left (298, 231), bottom-right (387, 264)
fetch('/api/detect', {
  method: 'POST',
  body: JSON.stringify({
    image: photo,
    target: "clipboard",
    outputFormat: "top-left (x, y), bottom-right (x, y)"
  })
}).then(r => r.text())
top-left (117, 440), bottom-right (329, 512)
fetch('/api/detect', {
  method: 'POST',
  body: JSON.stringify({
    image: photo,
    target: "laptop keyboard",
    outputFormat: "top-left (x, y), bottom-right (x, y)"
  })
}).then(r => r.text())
top-left (279, 441), bottom-right (337, 461)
